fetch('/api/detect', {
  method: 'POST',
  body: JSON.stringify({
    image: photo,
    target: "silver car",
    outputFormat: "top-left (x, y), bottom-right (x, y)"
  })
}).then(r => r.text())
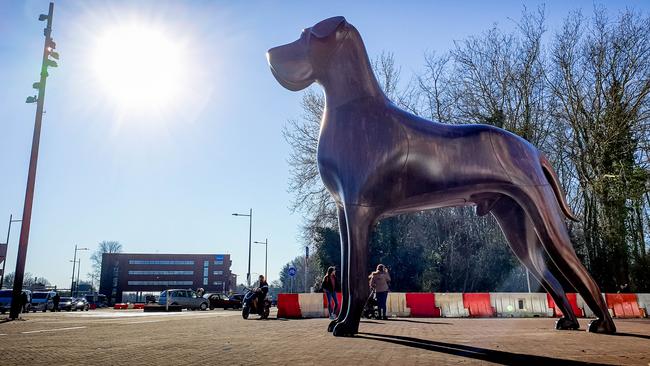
top-left (158, 289), bottom-right (208, 310)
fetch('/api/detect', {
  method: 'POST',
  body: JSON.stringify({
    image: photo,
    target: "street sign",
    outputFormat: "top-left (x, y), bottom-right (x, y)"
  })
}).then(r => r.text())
top-left (288, 266), bottom-right (296, 277)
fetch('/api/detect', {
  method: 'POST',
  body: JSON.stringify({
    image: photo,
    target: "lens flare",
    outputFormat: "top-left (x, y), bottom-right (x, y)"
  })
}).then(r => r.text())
top-left (92, 25), bottom-right (185, 108)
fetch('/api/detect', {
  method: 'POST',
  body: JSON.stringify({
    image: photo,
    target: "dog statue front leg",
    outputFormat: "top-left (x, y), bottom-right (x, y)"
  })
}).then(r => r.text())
top-left (332, 204), bottom-right (377, 337)
top-left (328, 205), bottom-right (348, 332)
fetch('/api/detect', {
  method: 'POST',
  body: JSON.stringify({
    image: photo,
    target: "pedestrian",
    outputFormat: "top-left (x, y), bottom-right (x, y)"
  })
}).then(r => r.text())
top-left (321, 266), bottom-right (339, 319)
top-left (369, 264), bottom-right (390, 320)
top-left (52, 292), bottom-right (60, 312)
top-left (20, 291), bottom-right (28, 314)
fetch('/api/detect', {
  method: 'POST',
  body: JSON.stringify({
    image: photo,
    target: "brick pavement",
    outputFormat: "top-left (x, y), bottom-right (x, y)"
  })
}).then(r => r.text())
top-left (0, 309), bottom-right (648, 365)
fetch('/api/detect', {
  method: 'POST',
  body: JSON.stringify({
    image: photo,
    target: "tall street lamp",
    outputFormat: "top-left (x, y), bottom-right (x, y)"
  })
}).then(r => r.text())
top-left (76, 258), bottom-right (82, 296)
top-left (253, 238), bottom-right (268, 280)
top-left (69, 259), bottom-right (79, 296)
top-left (70, 245), bottom-right (88, 297)
top-left (1, 215), bottom-right (22, 289)
top-left (10, 2), bottom-right (60, 320)
top-left (232, 209), bottom-right (252, 286)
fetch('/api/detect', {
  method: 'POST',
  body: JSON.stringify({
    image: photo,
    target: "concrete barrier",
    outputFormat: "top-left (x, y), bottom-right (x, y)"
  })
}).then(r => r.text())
top-left (636, 293), bottom-right (650, 318)
top-left (491, 292), bottom-right (552, 317)
top-left (299, 293), bottom-right (327, 318)
top-left (605, 293), bottom-right (643, 318)
top-left (275, 292), bottom-right (649, 319)
top-left (387, 293), bottom-right (410, 317)
top-left (277, 294), bottom-right (301, 318)
top-left (464, 293), bottom-right (495, 317)
top-left (405, 293), bottom-right (440, 317)
top-left (547, 293), bottom-right (584, 317)
top-left (435, 293), bottom-right (468, 318)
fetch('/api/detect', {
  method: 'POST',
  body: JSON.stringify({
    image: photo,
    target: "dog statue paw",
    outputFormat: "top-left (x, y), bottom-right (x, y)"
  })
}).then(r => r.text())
top-left (555, 317), bottom-right (580, 330)
top-left (332, 321), bottom-right (358, 337)
top-left (587, 318), bottom-right (616, 334)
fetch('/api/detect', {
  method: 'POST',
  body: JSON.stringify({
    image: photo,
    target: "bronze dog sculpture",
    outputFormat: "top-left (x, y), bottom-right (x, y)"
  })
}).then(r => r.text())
top-left (267, 16), bottom-right (616, 336)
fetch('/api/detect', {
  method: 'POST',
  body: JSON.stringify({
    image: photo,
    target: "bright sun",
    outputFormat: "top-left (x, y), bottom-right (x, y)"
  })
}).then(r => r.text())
top-left (92, 25), bottom-right (185, 108)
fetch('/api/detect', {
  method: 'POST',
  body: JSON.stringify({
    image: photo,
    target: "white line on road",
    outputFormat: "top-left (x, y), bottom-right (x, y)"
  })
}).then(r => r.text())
top-left (123, 320), bottom-right (165, 324)
top-left (21, 326), bottom-right (86, 334)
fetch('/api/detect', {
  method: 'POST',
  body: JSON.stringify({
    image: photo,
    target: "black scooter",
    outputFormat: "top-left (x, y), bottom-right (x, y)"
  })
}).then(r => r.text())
top-left (242, 288), bottom-right (271, 319)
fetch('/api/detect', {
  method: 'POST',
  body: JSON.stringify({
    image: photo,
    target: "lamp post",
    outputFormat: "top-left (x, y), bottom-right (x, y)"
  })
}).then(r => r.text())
top-left (76, 258), bottom-right (82, 296)
top-left (69, 259), bottom-right (79, 296)
top-left (232, 209), bottom-right (252, 287)
top-left (10, 2), bottom-right (60, 320)
top-left (253, 239), bottom-right (268, 280)
top-left (1, 215), bottom-right (22, 289)
top-left (70, 245), bottom-right (88, 297)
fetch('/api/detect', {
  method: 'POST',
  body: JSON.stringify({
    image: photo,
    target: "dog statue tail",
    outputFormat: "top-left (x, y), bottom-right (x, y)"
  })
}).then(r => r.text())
top-left (540, 154), bottom-right (579, 222)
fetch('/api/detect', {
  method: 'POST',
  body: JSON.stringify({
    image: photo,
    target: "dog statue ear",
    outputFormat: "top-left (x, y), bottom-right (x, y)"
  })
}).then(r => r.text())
top-left (310, 16), bottom-right (347, 39)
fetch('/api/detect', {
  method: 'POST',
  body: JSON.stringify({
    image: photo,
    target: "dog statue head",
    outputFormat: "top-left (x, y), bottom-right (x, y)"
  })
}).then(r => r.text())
top-left (267, 16), bottom-right (350, 91)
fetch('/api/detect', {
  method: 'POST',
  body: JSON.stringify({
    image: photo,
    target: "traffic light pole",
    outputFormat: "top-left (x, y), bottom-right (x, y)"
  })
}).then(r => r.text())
top-left (10, 2), bottom-right (56, 320)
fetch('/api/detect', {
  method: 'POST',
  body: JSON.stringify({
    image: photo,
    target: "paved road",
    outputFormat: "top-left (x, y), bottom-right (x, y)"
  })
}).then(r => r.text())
top-left (1, 309), bottom-right (649, 365)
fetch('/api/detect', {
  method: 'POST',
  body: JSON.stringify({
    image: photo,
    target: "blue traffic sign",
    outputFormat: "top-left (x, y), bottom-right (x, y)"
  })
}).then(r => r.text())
top-left (288, 266), bottom-right (297, 277)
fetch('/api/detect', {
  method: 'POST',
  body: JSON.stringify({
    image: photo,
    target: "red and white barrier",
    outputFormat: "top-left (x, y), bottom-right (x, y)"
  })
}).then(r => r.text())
top-left (637, 293), bottom-right (650, 317)
top-left (435, 293), bottom-right (468, 317)
top-left (387, 293), bottom-right (410, 317)
top-left (491, 292), bottom-right (551, 318)
top-left (276, 292), bottom-right (650, 319)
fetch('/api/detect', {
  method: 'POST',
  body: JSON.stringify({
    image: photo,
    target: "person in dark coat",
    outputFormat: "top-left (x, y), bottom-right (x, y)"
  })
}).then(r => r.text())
top-left (256, 275), bottom-right (269, 315)
top-left (52, 292), bottom-right (60, 312)
top-left (322, 266), bottom-right (339, 319)
top-left (20, 291), bottom-right (28, 313)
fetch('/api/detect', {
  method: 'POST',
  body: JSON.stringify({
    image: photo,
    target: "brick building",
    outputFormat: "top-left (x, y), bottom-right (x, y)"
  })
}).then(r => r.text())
top-left (99, 253), bottom-right (234, 304)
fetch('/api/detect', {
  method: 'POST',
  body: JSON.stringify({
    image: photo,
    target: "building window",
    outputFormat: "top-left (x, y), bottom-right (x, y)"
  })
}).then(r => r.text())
top-left (213, 270), bottom-right (223, 275)
top-left (203, 261), bottom-right (209, 286)
top-left (213, 281), bottom-right (224, 286)
top-left (127, 281), bottom-right (193, 286)
top-left (128, 260), bottom-right (194, 265)
top-left (214, 260), bottom-right (223, 265)
top-left (128, 270), bottom-right (194, 275)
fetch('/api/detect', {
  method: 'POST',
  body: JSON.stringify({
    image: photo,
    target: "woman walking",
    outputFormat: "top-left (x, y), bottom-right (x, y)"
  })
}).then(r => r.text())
top-left (369, 264), bottom-right (391, 320)
top-left (321, 266), bottom-right (339, 319)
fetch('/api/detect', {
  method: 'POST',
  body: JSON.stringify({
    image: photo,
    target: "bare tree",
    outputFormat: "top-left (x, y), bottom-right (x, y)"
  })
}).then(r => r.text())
top-left (89, 241), bottom-right (123, 280)
top-left (549, 7), bottom-right (650, 290)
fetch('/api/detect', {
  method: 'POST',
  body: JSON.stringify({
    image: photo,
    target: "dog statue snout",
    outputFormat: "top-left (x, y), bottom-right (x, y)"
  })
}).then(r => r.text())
top-left (267, 39), bottom-right (314, 91)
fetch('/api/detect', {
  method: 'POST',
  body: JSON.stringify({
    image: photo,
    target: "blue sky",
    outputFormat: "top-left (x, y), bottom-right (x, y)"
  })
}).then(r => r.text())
top-left (1, 0), bottom-right (648, 288)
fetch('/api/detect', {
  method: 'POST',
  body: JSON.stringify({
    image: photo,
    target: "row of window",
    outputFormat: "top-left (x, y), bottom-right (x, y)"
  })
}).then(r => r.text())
top-left (128, 270), bottom-right (194, 275)
top-left (127, 281), bottom-right (193, 286)
top-left (203, 261), bottom-right (209, 286)
top-left (128, 260), bottom-right (194, 265)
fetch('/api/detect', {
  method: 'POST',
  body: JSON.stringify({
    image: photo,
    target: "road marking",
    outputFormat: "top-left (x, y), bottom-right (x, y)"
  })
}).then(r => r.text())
top-left (21, 326), bottom-right (86, 334)
top-left (123, 320), bottom-right (165, 324)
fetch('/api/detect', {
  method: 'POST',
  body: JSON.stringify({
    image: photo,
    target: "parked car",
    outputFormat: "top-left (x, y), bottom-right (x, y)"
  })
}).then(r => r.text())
top-left (73, 297), bottom-right (89, 311)
top-left (85, 294), bottom-right (107, 308)
top-left (158, 289), bottom-right (208, 310)
top-left (58, 297), bottom-right (75, 311)
top-left (205, 293), bottom-right (242, 310)
top-left (229, 294), bottom-right (244, 303)
top-left (31, 291), bottom-right (56, 312)
top-left (0, 289), bottom-right (32, 314)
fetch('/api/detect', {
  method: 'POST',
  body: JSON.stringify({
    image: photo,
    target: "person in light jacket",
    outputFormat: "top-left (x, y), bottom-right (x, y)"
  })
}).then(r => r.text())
top-left (369, 264), bottom-right (391, 320)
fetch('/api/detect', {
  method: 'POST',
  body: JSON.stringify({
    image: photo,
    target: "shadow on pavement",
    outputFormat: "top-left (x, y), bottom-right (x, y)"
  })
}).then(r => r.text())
top-left (382, 318), bottom-right (453, 325)
top-left (357, 332), bottom-right (612, 366)
top-left (608, 332), bottom-right (650, 341)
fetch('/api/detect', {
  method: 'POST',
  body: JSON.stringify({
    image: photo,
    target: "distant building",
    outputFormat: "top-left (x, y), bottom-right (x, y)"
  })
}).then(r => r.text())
top-left (99, 253), bottom-right (233, 304)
